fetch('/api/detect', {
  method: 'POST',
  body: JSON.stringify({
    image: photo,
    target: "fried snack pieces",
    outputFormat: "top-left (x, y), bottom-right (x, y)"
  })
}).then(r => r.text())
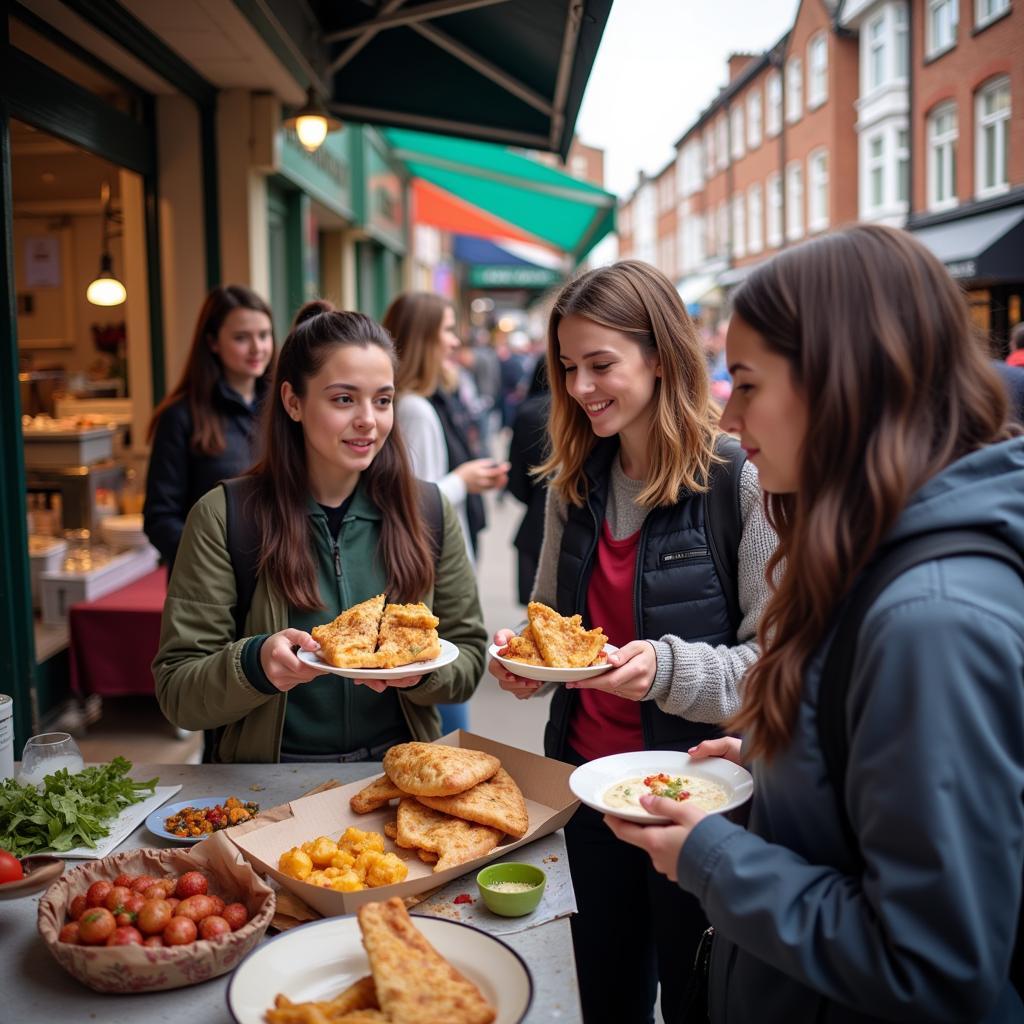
top-left (313, 599), bottom-right (440, 670)
top-left (350, 774), bottom-right (406, 814)
top-left (358, 898), bottom-right (496, 1024)
top-left (313, 594), bottom-right (386, 667)
top-left (277, 827), bottom-right (408, 891)
top-left (524, 601), bottom-right (608, 668)
top-left (374, 603), bottom-right (442, 668)
top-left (499, 625), bottom-right (545, 665)
top-left (417, 767), bottom-right (529, 840)
top-left (265, 974), bottom-right (383, 1024)
top-left (395, 799), bottom-right (503, 873)
top-left (383, 742), bottom-right (500, 797)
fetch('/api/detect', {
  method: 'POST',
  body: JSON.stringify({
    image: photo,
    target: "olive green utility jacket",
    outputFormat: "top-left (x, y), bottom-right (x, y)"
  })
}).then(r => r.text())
top-left (153, 484), bottom-right (487, 763)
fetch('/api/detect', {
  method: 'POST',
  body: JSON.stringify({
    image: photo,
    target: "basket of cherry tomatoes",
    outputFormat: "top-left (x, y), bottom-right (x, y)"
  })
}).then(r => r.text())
top-left (37, 837), bottom-right (275, 992)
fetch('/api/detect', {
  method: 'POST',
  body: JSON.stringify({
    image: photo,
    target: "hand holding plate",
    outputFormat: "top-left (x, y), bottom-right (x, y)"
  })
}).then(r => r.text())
top-left (261, 629), bottom-right (323, 691)
top-left (354, 674), bottom-right (424, 694)
top-left (566, 640), bottom-right (656, 700)
top-left (688, 736), bottom-right (744, 766)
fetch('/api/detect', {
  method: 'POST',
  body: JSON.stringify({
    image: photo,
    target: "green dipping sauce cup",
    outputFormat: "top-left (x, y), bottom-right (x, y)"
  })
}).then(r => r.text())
top-left (476, 862), bottom-right (547, 917)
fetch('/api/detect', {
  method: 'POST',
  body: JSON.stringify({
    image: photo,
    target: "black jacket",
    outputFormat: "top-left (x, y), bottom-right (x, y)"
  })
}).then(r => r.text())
top-left (144, 379), bottom-right (264, 569)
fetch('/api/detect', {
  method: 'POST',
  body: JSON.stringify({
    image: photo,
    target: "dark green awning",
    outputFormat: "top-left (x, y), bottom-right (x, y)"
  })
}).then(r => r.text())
top-left (318, 0), bottom-right (613, 159)
top-left (386, 128), bottom-right (616, 261)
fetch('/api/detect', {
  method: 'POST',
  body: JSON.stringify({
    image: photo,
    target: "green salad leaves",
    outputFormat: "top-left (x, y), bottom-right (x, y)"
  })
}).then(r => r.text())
top-left (0, 756), bottom-right (157, 856)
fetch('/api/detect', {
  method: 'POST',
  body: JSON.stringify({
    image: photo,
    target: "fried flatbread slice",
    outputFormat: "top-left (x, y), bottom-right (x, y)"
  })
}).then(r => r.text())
top-left (417, 767), bottom-right (529, 840)
top-left (527, 601), bottom-right (607, 668)
top-left (327, 976), bottom-right (380, 1014)
top-left (312, 594), bottom-right (386, 667)
top-left (374, 603), bottom-right (441, 668)
top-left (499, 625), bottom-right (545, 666)
top-left (266, 977), bottom-right (381, 1023)
top-left (384, 820), bottom-right (439, 863)
top-left (396, 799), bottom-right (503, 873)
top-left (383, 742), bottom-right (500, 797)
top-left (350, 773), bottom-right (406, 814)
top-left (357, 898), bottom-right (496, 1024)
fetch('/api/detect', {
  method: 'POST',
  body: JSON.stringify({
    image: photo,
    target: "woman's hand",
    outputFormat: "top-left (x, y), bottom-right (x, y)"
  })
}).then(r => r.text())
top-left (688, 736), bottom-right (744, 766)
top-left (489, 627), bottom-right (543, 700)
top-left (603, 794), bottom-right (708, 882)
top-left (354, 675), bottom-right (424, 694)
top-left (567, 640), bottom-right (656, 700)
top-left (260, 629), bottom-right (323, 692)
top-left (455, 458), bottom-right (511, 494)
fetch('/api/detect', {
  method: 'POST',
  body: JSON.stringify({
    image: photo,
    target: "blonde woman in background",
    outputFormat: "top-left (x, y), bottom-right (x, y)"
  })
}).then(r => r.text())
top-left (382, 293), bottom-right (508, 562)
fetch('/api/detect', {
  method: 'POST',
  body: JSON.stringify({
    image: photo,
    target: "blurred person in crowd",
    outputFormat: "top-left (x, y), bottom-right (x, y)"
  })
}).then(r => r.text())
top-left (154, 301), bottom-right (487, 764)
top-left (507, 359), bottom-right (550, 605)
top-left (468, 329), bottom-right (502, 443)
top-left (705, 319), bottom-right (733, 405)
top-left (489, 261), bottom-right (776, 1024)
top-left (1005, 321), bottom-right (1024, 367)
top-left (383, 292), bottom-right (508, 562)
top-left (499, 330), bottom-right (535, 427)
top-left (144, 285), bottom-right (275, 571)
top-left (608, 225), bottom-right (1024, 1023)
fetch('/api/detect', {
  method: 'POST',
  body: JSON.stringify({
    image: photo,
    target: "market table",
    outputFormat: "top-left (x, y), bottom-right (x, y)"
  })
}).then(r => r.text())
top-left (2, 762), bottom-right (583, 1023)
top-left (69, 567), bottom-right (166, 696)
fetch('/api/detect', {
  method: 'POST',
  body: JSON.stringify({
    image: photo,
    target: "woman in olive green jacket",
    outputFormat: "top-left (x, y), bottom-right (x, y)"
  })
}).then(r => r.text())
top-left (153, 301), bottom-right (487, 763)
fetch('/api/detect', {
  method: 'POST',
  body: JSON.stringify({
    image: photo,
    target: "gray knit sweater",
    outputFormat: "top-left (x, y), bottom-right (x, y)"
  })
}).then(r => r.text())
top-left (531, 454), bottom-right (776, 723)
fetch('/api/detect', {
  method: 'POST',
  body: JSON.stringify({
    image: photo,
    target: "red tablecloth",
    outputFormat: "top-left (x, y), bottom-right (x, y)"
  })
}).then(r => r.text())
top-left (69, 567), bottom-right (167, 696)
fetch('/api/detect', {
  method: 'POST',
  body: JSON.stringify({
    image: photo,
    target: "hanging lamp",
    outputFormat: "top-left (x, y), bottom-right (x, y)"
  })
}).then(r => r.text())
top-left (283, 86), bottom-right (343, 152)
top-left (86, 183), bottom-right (126, 307)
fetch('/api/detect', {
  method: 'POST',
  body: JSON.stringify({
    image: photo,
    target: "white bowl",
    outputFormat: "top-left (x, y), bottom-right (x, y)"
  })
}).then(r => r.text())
top-left (488, 642), bottom-right (619, 683)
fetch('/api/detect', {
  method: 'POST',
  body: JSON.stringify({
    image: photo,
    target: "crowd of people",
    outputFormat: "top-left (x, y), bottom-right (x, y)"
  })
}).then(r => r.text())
top-left (145, 224), bottom-right (1024, 1023)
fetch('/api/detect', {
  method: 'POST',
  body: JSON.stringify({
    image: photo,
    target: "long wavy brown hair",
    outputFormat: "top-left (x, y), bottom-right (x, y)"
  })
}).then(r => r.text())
top-left (246, 300), bottom-right (434, 610)
top-left (730, 224), bottom-right (1016, 761)
top-left (148, 285), bottom-right (276, 454)
top-left (535, 260), bottom-right (721, 507)
top-left (382, 292), bottom-right (448, 396)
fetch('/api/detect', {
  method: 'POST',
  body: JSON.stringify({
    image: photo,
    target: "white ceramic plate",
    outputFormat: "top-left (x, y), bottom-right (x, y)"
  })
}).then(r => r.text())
top-left (227, 913), bottom-right (533, 1024)
top-left (488, 642), bottom-right (619, 683)
top-left (298, 637), bottom-right (459, 679)
top-left (145, 795), bottom-right (260, 844)
top-left (569, 749), bottom-right (753, 824)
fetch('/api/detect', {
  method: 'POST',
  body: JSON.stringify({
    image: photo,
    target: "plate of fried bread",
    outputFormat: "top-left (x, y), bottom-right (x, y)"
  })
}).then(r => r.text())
top-left (301, 594), bottom-right (459, 678)
top-left (490, 601), bottom-right (618, 682)
top-left (230, 896), bottom-right (532, 1024)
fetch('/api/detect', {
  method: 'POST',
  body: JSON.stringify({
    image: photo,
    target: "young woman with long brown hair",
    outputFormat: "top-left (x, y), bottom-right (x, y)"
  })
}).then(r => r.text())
top-left (608, 225), bottom-right (1024, 1022)
top-left (153, 301), bottom-right (487, 764)
top-left (382, 292), bottom-right (508, 561)
top-left (144, 285), bottom-right (276, 569)
top-left (488, 260), bottom-right (777, 1023)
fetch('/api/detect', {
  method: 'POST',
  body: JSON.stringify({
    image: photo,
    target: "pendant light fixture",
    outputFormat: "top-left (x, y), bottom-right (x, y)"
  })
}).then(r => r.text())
top-left (283, 86), bottom-right (343, 152)
top-left (86, 183), bottom-right (126, 307)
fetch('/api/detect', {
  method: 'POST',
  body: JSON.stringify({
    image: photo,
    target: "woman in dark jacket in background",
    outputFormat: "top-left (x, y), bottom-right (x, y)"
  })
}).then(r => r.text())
top-left (507, 358), bottom-right (550, 605)
top-left (144, 285), bottom-right (275, 569)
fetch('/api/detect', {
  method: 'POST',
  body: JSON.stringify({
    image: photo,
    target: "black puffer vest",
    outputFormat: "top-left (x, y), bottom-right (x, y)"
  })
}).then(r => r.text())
top-left (544, 437), bottom-right (745, 759)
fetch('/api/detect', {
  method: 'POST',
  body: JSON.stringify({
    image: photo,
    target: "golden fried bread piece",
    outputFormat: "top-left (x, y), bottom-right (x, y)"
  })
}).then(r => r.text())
top-left (372, 602), bottom-right (441, 668)
top-left (265, 976), bottom-right (381, 1023)
top-left (357, 898), bottom-right (496, 1024)
top-left (327, 976), bottom-right (380, 1014)
top-left (383, 742), bottom-right (500, 797)
top-left (527, 601), bottom-right (608, 668)
top-left (417, 767), bottom-right (529, 840)
top-left (499, 625), bottom-right (545, 665)
top-left (312, 594), bottom-right (386, 667)
top-left (350, 773), bottom-right (406, 814)
top-left (396, 798), bottom-right (503, 873)
top-left (417, 848), bottom-right (439, 865)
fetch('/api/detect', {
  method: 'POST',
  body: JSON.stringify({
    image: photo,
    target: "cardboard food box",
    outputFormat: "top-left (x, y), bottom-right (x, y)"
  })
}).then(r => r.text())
top-left (228, 730), bottom-right (579, 918)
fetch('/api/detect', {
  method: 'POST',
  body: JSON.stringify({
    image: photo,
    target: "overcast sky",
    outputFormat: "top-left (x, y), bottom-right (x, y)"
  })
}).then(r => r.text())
top-left (576, 0), bottom-right (800, 197)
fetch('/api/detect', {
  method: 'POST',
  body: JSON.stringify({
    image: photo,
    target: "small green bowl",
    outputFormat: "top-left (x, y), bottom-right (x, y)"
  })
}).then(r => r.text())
top-left (476, 862), bottom-right (547, 917)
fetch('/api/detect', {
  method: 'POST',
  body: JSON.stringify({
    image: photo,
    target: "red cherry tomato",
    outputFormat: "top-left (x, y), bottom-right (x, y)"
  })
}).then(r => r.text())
top-left (221, 903), bottom-right (249, 931)
top-left (68, 894), bottom-right (88, 921)
top-left (78, 907), bottom-right (116, 945)
top-left (85, 880), bottom-right (112, 908)
top-left (105, 926), bottom-right (144, 946)
top-left (112, 873), bottom-right (136, 889)
top-left (136, 898), bottom-right (173, 936)
top-left (0, 849), bottom-right (23, 885)
top-left (163, 916), bottom-right (197, 945)
top-left (58, 922), bottom-right (80, 944)
top-left (175, 894), bottom-right (214, 922)
top-left (104, 886), bottom-right (133, 914)
top-left (174, 871), bottom-right (209, 899)
top-left (142, 935), bottom-right (164, 948)
top-left (199, 915), bottom-right (231, 940)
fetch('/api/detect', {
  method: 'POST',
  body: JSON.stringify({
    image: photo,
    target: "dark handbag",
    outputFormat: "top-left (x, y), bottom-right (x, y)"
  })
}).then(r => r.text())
top-left (681, 925), bottom-right (715, 1023)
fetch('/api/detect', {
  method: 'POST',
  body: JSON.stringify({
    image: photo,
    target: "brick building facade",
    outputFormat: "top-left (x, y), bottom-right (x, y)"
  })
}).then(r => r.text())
top-left (618, 0), bottom-right (1023, 343)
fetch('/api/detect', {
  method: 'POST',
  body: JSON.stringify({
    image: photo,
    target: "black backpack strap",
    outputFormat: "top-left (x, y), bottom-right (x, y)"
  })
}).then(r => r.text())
top-left (704, 435), bottom-right (747, 630)
top-left (818, 529), bottom-right (1024, 855)
top-left (221, 476), bottom-right (262, 639)
top-left (418, 481), bottom-right (445, 567)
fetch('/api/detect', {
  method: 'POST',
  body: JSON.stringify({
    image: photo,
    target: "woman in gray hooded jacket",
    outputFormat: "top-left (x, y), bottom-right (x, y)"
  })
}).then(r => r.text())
top-left (609, 224), bottom-right (1024, 1024)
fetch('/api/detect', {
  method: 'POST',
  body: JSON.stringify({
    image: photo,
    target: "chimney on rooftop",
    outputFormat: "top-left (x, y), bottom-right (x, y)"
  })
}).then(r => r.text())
top-left (728, 53), bottom-right (756, 82)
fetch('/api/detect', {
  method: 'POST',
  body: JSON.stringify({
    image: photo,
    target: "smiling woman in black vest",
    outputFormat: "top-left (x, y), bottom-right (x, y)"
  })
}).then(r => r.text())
top-left (488, 260), bottom-right (776, 1024)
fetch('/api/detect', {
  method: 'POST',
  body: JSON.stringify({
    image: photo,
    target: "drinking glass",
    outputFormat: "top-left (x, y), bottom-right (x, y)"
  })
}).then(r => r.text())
top-left (17, 732), bottom-right (84, 787)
